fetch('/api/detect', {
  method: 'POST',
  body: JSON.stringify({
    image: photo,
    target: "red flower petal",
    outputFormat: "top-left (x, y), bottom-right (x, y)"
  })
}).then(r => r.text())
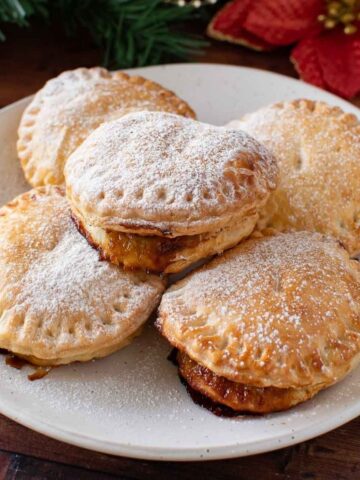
top-left (207, 0), bottom-right (276, 51)
top-left (292, 28), bottom-right (360, 98)
top-left (244, 0), bottom-right (324, 46)
top-left (317, 28), bottom-right (360, 98)
top-left (208, 0), bottom-right (324, 49)
top-left (291, 37), bottom-right (327, 90)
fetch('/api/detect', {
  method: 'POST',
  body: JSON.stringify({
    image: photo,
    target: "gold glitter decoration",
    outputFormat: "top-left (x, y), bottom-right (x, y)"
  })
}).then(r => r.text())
top-left (318, 0), bottom-right (360, 34)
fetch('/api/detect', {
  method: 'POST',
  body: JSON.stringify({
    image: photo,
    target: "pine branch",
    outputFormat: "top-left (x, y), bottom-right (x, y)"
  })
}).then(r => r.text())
top-left (0, 0), bottom-right (48, 40)
top-left (53, 0), bottom-right (208, 68)
top-left (0, 0), bottom-right (209, 68)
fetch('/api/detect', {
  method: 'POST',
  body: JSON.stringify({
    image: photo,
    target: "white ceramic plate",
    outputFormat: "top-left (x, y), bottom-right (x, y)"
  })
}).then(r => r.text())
top-left (0, 63), bottom-right (359, 461)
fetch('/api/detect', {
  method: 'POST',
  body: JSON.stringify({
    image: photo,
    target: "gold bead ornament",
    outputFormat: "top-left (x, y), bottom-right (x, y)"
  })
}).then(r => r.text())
top-left (319, 0), bottom-right (360, 34)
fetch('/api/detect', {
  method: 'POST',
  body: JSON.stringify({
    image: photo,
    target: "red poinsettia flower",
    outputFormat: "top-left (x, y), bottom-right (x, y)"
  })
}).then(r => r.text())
top-left (207, 0), bottom-right (360, 98)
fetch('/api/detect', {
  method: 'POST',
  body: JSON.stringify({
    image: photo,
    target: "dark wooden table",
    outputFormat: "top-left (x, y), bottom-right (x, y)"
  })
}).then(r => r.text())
top-left (0, 24), bottom-right (360, 480)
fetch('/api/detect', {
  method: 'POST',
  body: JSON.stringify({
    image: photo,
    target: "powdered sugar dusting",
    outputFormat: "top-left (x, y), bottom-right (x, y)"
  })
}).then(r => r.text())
top-left (18, 67), bottom-right (195, 186)
top-left (3, 64), bottom-right (360, 458)
top-left (0, 187), bottom-right (164, 359)
top-left (37, 68), bottom-right (194, 143)
top-left (228, 100), bottom-right (360, 255)
top-left (65, 111), bottom-right (277, 233)
top-left (160, 231), bottom-right (360, 388)
top-left (2, 319), bottom-right (360, 453)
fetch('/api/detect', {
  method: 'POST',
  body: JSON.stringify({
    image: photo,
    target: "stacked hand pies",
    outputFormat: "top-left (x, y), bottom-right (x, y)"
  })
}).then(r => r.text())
top-left (0, 66), bottom-right (358, 416)
top-left (157, 231), bottom-right (360, 413)
top-left (4, 67), bottom-right (277, 368)
top-left (0, 187), bottom-right (165, 365)
top-left (228, 99), bottom-right (360, 256)
top-left (1, 67), bottom-right (195, 366)
top-left (65, 111), bottom-right (278, 273)
top-left (18, 67), bottom-right (195, 187)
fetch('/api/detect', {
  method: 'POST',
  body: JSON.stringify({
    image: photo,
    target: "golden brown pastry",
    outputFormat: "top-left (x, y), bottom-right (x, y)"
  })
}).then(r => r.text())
top-left (228, 99), bottom-right (360, 256)
top-left (176, 351), bottom-right (320, 414)
top-left (17, 67), bottom-right (195, 187)
top-left (0, 187), bottom-right (165, 366)
top-left (157, 231), bottom-right (360, 413)
top-left (65, 111), bottom-right (278, 274)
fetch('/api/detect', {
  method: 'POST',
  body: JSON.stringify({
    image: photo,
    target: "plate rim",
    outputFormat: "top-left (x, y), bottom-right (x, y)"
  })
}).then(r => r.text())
top-left (1, 62), bottom-right (359, 461)
top-left (2, 389), bottom-right (360, 461)
top-left (2, 62), bottom-right (359, 116)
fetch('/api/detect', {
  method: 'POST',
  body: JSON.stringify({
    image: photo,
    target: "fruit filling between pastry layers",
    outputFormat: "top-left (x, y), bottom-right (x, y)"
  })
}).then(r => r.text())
top-left (99, 229), bottom-right (201, 272)
top-left (73, 215), bottom-right (203, 272)
top-left (177, 350), bottom-right (320, 414)
top-left (72, 206), bottom-right (260, 273)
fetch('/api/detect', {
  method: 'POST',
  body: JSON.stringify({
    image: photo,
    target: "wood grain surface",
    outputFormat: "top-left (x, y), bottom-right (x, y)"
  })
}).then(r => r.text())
top-left (0, 22), bottom-right (359, 480)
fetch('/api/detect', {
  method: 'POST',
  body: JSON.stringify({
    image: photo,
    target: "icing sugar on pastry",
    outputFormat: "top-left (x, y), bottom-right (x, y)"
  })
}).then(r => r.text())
top-left (17, 67), bottom-right (195, 187)
top-left (0, 187), bottom-right (164, 365)
top-left (65, 111), bottom-right (278, 236)
top-left (65, 111), bottom-right (278, 273)
top-left (228, 99), bottom-right (360, 256)
top-left (157, 231), bottom-right (360, 391)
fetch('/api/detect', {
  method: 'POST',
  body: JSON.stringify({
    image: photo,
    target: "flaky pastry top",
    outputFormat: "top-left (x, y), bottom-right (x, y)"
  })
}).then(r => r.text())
top-left (0, 187), bottom-right (164, 361)
top-left (157, 231), bottom-right (360, 388)
top-left (65, 111), bottom-right (278, 237)
top-left (228, 99), bottom-right (360, 256)
top-left (17, 67), bottom-right (195, 186)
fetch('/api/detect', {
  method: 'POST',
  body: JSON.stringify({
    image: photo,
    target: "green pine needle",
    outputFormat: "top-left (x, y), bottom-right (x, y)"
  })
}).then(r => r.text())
top-left (0, 0), bottom-right (209, 68)
top-left (0, 0), bottom-right (48, 40)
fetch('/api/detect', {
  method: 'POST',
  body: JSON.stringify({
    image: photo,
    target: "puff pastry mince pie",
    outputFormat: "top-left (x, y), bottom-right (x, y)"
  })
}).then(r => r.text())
top-left (65, 111), bottom-right (278, 274)
top-left (228, 99), bottom-right (360, 256)
top-left (17, 67), bottom-right (195, 187)
top-left (0, 187), bottom-right (164, 366)
top-left (157, 231), bottom-right (360, 413)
